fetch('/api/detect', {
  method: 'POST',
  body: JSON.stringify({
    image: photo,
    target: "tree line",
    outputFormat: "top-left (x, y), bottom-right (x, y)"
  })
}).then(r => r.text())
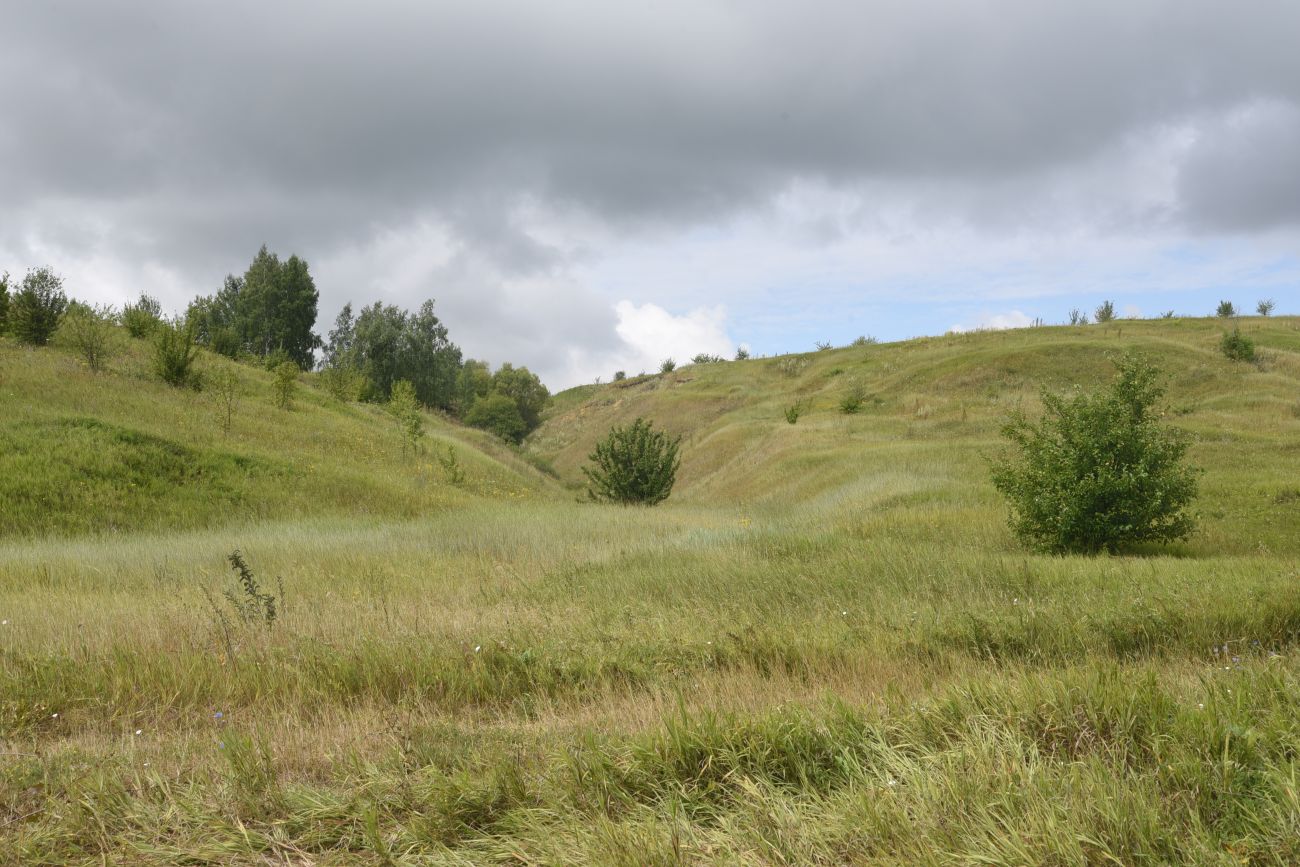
top-left (0, 246), bottom-right (549, 444)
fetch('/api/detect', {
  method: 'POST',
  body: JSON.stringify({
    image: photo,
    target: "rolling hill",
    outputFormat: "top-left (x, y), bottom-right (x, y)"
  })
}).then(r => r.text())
top-left (3, 314), bottom-right (1300, 864)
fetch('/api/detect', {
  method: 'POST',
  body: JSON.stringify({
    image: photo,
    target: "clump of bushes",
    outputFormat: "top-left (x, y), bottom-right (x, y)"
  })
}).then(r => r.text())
top-left (121, 294), bottom-right (163, 338)
top-left (465, 392), bottom-right (527, 444)
top-left (9, 267), bottom-right (68, 345)
top-left (583, 417), bottom-right (681, 505)
top-left (152, 318), bottom-right (201, 388)
top-left (1257, 299), bottom-right (1274, 317)
top-left (1094, 300), bottom-right (1116, 323)
top-left (1068, 309), bottom-right (1089, 326)
top-left (989, 352), bottom-right (1198, 554)
top-left (734, 347), bottom-right (750, 360)
top-left (59, 303), bottom-right (120, 372)
top-left (784, 402), bottom-right (803, 424)
top-left (691, 353), bottom-right (725, 364)
top-left (1216, 300), bottom-right (1237, 318)
top-left (659, 358), bottom-right (676, 374)
top-left (1220, 329), bottom-right (1255, 362)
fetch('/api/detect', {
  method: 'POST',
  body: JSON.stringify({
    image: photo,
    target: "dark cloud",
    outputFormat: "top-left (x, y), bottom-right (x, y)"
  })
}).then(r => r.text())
top-left (2, 0), bottom-right (1298, 383)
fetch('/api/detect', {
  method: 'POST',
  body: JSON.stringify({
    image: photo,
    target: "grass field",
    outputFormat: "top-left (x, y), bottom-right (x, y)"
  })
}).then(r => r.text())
top-left (3, 316), bottom-right (1300, 863)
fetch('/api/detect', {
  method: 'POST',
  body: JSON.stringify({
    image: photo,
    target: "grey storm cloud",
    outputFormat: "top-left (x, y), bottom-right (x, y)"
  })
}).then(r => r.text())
top-left (2, 0), bottom-right (1298, 381)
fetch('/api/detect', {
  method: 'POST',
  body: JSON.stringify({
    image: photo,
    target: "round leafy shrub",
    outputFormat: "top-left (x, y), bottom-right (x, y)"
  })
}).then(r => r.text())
top-left (10, 267), bottom-right (68, 345)
top-left (989, 353), bottom-right (1199, 554)
top-left (583, 417), bottom-right (681, 506)
top-left (1220, 329), bottom-right (1255, 362)
top-left (465, 392), bottom-right (527, 444)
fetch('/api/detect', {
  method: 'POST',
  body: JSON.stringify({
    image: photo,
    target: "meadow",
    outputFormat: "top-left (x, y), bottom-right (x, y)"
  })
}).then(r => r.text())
top-left (2, 316), bottom-right (1300, 864)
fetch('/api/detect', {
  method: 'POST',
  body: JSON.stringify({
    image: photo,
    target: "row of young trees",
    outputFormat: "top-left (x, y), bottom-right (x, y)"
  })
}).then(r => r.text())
top-left (1, 248), bottom-right (550, 444)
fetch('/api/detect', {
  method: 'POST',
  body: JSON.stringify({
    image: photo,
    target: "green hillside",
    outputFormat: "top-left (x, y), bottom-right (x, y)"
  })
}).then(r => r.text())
top-left (0, 334), bottom-right (557, 537)
top-left (4, 316), bottom-right (1300, 864)
top-left (537, 316), bottom-right (1300, 555)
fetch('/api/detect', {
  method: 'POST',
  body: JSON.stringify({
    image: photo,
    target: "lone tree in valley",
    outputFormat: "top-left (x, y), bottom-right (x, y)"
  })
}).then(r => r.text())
top-left (583, 417), bottom-right (681, 506)
top-left (989, 352), bottom-right (1198, 554)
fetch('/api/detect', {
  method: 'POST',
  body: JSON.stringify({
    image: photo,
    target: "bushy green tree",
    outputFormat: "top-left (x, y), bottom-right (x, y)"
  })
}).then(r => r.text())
top-left (1216, 300), bottom-right (1237, 318)
top-left (0, 272), bottom-right (10, 333)
top-left (59, 303), bottom-right (120, 372)
top-left (583, 417), bottom-right (681, 506)
top-left (187, 247), bottom-right (320, 367)
top-left (1220, 329), bottom-right (1256, 362)
top-left (1257, 299), bottom-right (1275, 317)
top-left (152, 318), bottom-right (201, 388)
top-left (327, 300), bottom-right (463, 409)
top-left (1094, 300), bottom-right (1116, 323)
top-left (10, 267), bottom-right (68, 345)
top-left (989, 353), bottom-right (1198, 554)
top-left (490, 363), bottom-right (549, 433)
top-left (122, 293), bottom-right (163, 338)
top-left (456, 359), bottom-right (493, 411)
top-left (464, 392), bottom-right (527, 444)
top-left (659, 358), bottom-right (676, 373)
top-left (186, 275), bottom-right (243, 357)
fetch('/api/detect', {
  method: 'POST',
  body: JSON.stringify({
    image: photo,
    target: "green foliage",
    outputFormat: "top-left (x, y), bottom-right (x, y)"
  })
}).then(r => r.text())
top-left (1068, 308), bottom-right (1089, 325)
top-left (850, 335), bottom-right (878, 346)
top-left (659, 358), bottom-right (676, 374)
top-left (490, 363), bottom-right (549, 434)
top-left (839, 384), bottom-right (868, 415)
top-left (456, 358), bottom-right (493, 411)
top-left (388, 379), bottom-right (424, 454)
top-left (0, 271), bottom-right (9, 332)
top-left (223, 550), bottom-right (279, 627)
top-left (734, 347), bottom-right (750, 360)
top-left (188, 248), bottom-right (320, 367)
top-left (465, 392), bottom-right (527, 444)
top-left (437, 445), bottom-right (466, 485)
top-left (691, 353), bottom-right (724, 364)
top-left (1257, 299), bottom-right (1275, 317)
top-left (152, 318), bottom-right (201, 388)
top-left (1216, 300), bottom-right (1237, 318)
top-left (990, 353), bottom-right (1198, 553)
top-left (1161, 310), bottom-right (1175, 319)
top-left (9, 267), bottom-right (68, 345)
top-left (325, 299), bottom-right (463, 409)
top-left (612, 370), bottom-right (627, 381)
top-left (1220, 328), bottom-right (1256, 362)
top-left (59, 303), bottom-right (120, 372)
top-left (121, 293), bottom-right (162, 338)
top-left (210, 367), bottom-right (240, 436)
top-left (1094, 300), bottom-right (1116, 323)
top-left (815, 340), bottom-right (834, 351)
top-left (583, 417), bottom-right (681, 506)
top-left (272, 361), bottom-right (298, 410)
top-left (318, 364), bottom-right (366, 402)
top-left (784, 402), bottom-right (802, 424)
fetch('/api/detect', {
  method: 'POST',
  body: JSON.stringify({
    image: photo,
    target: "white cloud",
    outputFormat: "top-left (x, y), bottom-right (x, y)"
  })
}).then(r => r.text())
top-left (611, 301), bottom-right (733, 375)
top-left (948, 310), bottom-right (1035, 333)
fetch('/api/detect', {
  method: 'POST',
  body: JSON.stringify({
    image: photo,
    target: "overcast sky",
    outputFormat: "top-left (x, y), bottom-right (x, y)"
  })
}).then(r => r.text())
top-left (3, 1), bottom-right (1298, 388)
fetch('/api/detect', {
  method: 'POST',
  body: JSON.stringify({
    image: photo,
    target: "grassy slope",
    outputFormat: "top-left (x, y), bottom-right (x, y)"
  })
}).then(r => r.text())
top-left (2, 317), bottom-right (1300, 864)
top-left (0, 333), bottom-right (557, 537)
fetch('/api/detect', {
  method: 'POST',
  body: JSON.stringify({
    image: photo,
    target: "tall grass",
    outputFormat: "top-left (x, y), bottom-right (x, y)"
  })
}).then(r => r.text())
top-left (2, 316), bottom-right (1299, 862)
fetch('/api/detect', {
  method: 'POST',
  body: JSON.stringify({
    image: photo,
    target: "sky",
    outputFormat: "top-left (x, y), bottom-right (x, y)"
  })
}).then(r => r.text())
top-left (2, 0), bottom-right (1298, 389)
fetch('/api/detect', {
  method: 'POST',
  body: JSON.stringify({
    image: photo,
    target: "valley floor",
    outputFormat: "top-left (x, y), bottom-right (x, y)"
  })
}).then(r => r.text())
top-left (4, 318), bottom-right (1300, 864)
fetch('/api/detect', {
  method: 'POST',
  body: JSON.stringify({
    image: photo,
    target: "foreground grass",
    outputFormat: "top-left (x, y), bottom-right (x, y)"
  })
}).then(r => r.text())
top-left (3, 317), bottom-right (1300, 862)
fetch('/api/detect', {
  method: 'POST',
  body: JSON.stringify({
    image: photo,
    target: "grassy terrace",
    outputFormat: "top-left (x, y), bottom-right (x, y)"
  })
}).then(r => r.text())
top-left (2, 316), bottom-right (1300, 863)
